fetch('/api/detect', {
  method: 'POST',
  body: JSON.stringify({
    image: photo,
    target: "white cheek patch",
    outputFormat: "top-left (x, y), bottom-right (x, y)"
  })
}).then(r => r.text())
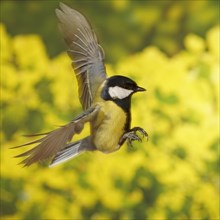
top-left (108, 86), bottom-right (133, 99)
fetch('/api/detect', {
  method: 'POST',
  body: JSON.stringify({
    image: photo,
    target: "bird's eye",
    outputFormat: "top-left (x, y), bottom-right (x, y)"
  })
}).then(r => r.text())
top-left (125, 82), bottom-right (135, 90)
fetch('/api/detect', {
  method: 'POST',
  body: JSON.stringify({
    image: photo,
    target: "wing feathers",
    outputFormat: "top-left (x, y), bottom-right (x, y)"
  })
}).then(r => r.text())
top-left (56, 3), bottom-right (107, 109)
top-left (13, 106), bottom-right (99, 166)
top-left (17, 123), bottom-right (77, 166)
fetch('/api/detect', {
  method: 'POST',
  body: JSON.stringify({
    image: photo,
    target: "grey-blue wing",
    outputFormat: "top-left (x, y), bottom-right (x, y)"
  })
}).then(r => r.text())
top-left (56, 3), bottom-right (107, 110)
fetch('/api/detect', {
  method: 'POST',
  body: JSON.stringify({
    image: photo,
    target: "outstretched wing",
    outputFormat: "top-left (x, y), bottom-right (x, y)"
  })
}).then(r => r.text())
top-left (12, 106), bottom-right (100, 166)
top-left (56, 3), bottom-right (107, 110)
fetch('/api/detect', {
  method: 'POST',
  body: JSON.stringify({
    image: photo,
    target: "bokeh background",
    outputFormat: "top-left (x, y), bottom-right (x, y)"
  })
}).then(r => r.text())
top-left (1, 0), bottom-right (219, 220)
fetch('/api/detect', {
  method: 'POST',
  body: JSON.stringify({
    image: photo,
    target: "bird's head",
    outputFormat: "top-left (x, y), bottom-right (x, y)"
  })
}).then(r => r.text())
top-left (102, 75), bottom-right (145, 101)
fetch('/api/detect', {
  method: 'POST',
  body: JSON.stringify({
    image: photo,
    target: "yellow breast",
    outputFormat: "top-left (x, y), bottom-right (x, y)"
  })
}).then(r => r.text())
top-left (91, 101), bottom-right (127, 153)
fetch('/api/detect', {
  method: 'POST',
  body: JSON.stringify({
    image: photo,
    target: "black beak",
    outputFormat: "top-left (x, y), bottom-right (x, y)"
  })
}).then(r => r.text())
top-left (136, 86), bottom-right (146, 92)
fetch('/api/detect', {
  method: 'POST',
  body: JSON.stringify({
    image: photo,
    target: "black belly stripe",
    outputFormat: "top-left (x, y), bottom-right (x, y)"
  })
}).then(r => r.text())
top-left (124, 111), bottom-right (131, 132)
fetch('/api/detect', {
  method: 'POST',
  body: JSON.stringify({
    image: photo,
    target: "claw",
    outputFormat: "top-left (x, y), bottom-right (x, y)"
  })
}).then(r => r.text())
top-left (126, 133), bottom-right (141, 147)
top-left (119, 127), bottom-right (147, 147)
top-left (130, 127), bottom-right (148, 141)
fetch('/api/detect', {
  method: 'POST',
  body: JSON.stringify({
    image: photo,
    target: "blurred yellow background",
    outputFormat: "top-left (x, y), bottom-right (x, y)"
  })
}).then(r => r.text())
top-left (1, 1), bottom-right (219, 220)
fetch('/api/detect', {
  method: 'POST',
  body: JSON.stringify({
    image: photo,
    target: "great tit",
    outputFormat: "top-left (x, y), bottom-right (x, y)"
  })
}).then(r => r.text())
top-left (13, 2), bottom-right (148, 167)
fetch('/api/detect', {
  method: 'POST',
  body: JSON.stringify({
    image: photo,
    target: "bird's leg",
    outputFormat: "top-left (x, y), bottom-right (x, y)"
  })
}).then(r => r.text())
top-left (119, 127), bottom-right (148, 148)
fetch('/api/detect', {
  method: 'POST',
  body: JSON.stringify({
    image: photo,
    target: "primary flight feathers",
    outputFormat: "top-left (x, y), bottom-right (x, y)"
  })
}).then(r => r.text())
top-left (56, 2), bottom-right (107, 110)
top-left (12, 106), bottom-right (100, 166)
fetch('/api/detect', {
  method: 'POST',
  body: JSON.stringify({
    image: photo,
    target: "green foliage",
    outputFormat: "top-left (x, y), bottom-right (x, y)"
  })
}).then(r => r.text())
top-left (0, 0), bottom-right (219, 63)
top-left (1, 23), bottom-right (219, 220)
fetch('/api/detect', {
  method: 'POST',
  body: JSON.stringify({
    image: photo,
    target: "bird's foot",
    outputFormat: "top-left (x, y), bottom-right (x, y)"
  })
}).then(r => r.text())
top-left (119, 127), bottom-right (148, 148)
top-left (130, 127), bottom-right (148, 141)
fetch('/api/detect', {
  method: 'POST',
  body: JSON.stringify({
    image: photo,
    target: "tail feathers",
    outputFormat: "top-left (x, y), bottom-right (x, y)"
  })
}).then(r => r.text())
top-left (49, 136), bottom-right (95, 167)
top-left (49, 141), bottom-right (82, 167)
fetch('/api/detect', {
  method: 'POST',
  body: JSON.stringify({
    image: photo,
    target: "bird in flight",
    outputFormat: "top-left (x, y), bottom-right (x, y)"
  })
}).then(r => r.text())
top-left (13, 2), bottom-right (148, 167)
